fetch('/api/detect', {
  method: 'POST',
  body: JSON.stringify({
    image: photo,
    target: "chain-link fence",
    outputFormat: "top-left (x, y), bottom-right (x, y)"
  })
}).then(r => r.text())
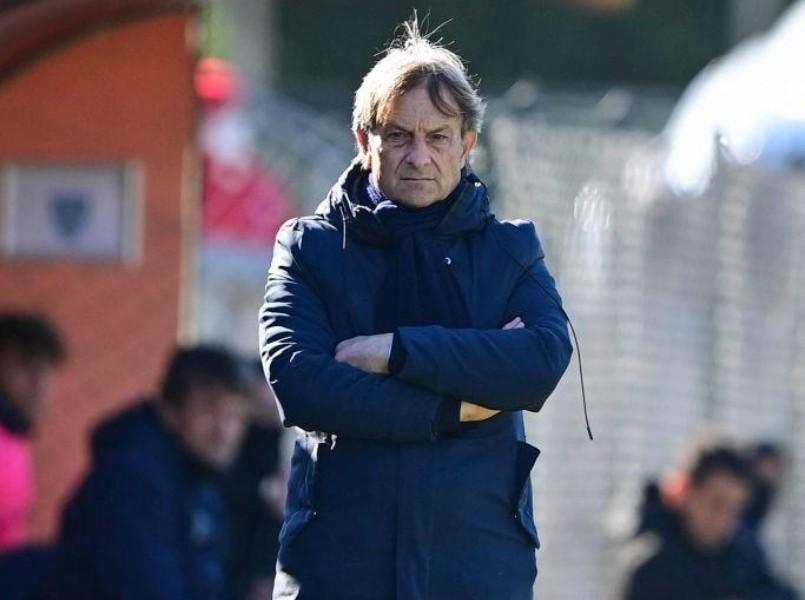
top-left (488, 112), bottom-right (805, 598)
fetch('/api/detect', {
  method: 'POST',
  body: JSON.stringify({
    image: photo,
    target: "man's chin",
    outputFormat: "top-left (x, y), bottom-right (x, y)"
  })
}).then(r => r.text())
top-left (406, 200), bottom-right (440, 208)
top-left (394, 191), bottom-right (443, 208)
top-left (391, 181), bottom-right (442, 206)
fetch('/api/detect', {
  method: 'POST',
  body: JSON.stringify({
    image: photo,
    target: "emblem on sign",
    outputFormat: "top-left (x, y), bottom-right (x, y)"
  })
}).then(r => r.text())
top-left (51, 191), bottom-right (90, 240)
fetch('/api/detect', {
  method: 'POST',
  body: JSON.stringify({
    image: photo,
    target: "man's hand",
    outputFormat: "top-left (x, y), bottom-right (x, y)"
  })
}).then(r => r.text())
top-left (459, 316), bottom-right (523, 422)
top-left (502, 316), bottom-right (525, 331)
top-left (460, 401), bottom-right (501, 422)
top-left (335, 333), bottom-right (393, 374)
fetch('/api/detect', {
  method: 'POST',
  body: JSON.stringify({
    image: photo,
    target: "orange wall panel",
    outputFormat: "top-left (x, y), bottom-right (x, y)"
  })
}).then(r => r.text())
top-left (0, 14), bottom-right (197, 540)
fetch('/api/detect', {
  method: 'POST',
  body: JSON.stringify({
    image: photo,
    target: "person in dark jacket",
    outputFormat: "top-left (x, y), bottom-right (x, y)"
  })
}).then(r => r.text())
top-left (56, 345), bottom-right (252, 600)
top-left (259, 17), bottom-right (573, 600)
top-left (617, 441), bottom-right (799, 600)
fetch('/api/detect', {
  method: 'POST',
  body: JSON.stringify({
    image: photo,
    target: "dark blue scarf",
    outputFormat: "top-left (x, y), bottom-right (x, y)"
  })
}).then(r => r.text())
top-left (360, 176), bottom-right (470, 557)
top-left (360, 175), bottom-right (471, 332)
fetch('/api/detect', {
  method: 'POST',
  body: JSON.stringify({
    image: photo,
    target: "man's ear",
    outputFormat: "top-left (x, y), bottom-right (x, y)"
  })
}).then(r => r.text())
top-left (355, 129), bottom-right (371, 167)
top-left (461, 130), bottom-right (478, 167)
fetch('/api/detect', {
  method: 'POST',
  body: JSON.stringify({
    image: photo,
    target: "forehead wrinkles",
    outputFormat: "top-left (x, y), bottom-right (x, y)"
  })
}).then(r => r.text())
top-left (378, 85), bottom-right (462, 132)
top-left (384, 109), bottom-right (455, 134)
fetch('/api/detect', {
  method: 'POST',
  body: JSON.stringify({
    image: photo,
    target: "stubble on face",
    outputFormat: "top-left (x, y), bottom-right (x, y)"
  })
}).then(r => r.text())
top-left (359, 84), bottom-right (476, 208)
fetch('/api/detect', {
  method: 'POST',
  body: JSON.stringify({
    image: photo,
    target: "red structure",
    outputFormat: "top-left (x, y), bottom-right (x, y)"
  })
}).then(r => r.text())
top-left (197, 58), bottom-right (291, 250)
top-left (0, 0), bottom-right (198, 540)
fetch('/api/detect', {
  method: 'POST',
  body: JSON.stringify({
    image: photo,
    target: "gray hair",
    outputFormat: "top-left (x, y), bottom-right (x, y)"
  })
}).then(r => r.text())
top-left (352, 18), bottom-right (486, 139)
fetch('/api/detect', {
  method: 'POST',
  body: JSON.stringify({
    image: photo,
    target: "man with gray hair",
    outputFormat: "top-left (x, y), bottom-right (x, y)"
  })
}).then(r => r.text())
top-left (260, 18), bottom-right (572, 599)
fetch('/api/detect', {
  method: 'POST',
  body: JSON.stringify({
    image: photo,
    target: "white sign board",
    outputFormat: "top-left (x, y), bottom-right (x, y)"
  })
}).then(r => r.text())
top-left (1, 163), bottom-right (142, 262)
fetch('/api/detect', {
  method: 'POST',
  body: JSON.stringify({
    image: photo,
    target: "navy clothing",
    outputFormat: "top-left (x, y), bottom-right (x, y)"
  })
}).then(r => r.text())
top-left (259, 160), bottom-right (572, 599)
top-left (0, 545), bottom-right (54, 600)
top-left (56, 402), bottom-right (231, 600)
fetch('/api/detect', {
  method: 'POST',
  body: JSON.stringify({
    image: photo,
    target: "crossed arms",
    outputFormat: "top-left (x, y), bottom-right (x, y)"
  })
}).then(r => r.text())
top-left (259, 220), bottom-right (572, 443)
top-left (334, 318), bottom-right (526, 423)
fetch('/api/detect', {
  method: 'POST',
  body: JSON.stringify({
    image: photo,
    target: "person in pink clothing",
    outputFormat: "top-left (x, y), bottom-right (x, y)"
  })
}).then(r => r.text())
top-left (0, 313), bottom-right (65, 551)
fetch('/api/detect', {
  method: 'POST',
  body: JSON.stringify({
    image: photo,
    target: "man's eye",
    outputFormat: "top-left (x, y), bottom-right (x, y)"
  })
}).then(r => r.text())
top-left (430, 133), bottom-right (448, 142)
top-left (386, 131), bottom-right (406, 141)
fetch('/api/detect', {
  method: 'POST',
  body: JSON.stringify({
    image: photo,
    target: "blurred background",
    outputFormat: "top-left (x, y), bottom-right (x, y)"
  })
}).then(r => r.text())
top-left (2, 0), bottom-right (805, 597)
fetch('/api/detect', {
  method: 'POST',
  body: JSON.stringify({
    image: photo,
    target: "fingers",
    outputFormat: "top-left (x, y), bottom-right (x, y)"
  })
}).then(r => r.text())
top-left (502, 316), bottom-right (525, 330)
top-left (335, 336), bottom-right (359, 362)
top-left (334, 342), bottom-right (353, 363)
top-left (460, 401), bottom-right (502, 422)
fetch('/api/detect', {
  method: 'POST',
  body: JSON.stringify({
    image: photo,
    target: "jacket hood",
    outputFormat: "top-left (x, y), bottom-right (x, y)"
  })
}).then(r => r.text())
top-left (316, 158), bottom-right (492, 247)
top-left (90, 400), bottom-right (224, 479)
top-left (90, 400), bottom-right (175, 464)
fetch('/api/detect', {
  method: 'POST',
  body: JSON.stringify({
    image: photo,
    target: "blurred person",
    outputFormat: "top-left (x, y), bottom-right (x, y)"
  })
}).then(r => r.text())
top-left (0, 313), bottom-right (65, 550)
top-left (56, 345), bottom-right (251, 600)
top-left (0, 313), bottom-right (64, 600)
top-left (617, 441), bottom-right (799, 600)
top-left (744, 441), bottom-right (787, 533)
top-left (225, 360), bottom-right (287, 600)
top-left (259, 16), bottom-right (572, 600)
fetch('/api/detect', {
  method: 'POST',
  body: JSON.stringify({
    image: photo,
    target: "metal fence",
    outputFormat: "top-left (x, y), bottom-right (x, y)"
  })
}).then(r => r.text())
top-left (488, 113), bottom-right (805, 598)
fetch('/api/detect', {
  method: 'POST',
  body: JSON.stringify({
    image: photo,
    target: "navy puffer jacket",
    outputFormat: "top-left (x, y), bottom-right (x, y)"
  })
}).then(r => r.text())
top-left (260, 160), bottom-right (572, 600)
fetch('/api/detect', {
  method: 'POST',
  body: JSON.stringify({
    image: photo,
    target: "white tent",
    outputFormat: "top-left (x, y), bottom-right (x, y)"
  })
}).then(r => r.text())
top-left (664, 0), bottom-right (805, 195)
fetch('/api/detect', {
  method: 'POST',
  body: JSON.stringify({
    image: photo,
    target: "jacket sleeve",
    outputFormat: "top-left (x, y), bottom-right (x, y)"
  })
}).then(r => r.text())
top-left (259, 220), bottom-right (453, 442)
top-left (391, 223), bottom-right (572, 412)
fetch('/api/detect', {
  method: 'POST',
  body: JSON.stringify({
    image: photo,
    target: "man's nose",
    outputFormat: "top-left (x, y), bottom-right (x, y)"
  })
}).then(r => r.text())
top-left (405, 138), bottom-right (431, 169)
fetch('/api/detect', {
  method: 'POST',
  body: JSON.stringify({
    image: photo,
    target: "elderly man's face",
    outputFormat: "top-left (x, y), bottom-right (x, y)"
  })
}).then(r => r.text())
top-left (358, 84), bottom-right (477, 208)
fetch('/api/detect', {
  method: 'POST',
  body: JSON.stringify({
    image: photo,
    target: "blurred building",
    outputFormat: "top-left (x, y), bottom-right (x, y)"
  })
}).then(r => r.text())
top-left (0, 0), bottom-right (198, 540)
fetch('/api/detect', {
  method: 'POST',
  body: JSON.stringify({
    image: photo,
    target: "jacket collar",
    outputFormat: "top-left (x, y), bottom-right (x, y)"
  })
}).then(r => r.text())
top-left (317, 158), bottom-right (491, 246)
